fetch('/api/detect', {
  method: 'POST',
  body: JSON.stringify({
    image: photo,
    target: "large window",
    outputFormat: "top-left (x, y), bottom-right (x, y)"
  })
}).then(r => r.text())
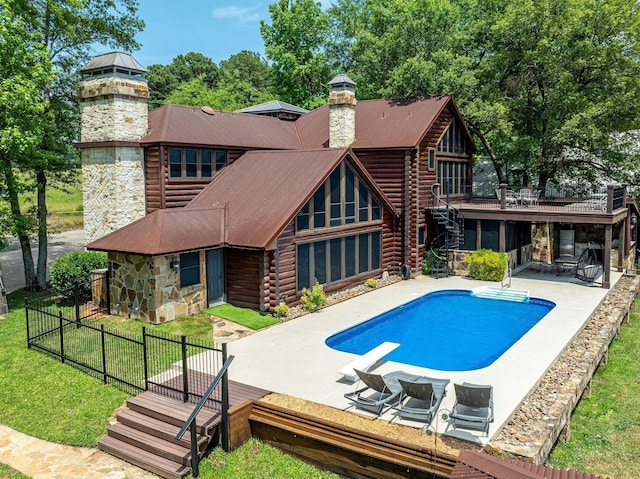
top-left (296, 162), bottom-right (381, 232)
top-left (169, 148), bottom-right (227, 179)
top-left (437, 160), bottom-right (469, 196)
top-left (437, 119), bottom-right (470, 155)
top-left (296, 231), bottom-right (382, 291)
top-left (180, 252), bottom-right (200, 287)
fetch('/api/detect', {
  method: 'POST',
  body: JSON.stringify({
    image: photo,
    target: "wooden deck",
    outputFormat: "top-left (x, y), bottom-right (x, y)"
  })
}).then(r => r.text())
top-left (99, 370), bottom-right (270, 479)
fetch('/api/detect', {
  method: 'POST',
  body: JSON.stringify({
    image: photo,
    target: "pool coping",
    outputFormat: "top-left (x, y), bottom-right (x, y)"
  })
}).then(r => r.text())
top-left (225, 270), bottom-right (628, 453)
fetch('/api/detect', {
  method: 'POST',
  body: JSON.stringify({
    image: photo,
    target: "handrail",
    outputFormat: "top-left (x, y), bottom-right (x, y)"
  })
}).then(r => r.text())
top-left (176, 354), bottom-right (234, 478)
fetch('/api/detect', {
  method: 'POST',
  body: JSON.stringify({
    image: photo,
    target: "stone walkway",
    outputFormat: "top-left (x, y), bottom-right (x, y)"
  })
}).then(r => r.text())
top-left (0, 424), bottom-right (158, 479)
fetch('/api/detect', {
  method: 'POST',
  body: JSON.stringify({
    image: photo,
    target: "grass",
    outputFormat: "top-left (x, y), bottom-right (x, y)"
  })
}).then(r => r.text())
top-left (548, 305), bottom-right (640, 478)
top-left (96, 313), bottom-right (218, 341)
top-left (203, 304), bottom-right (279, 330)
top-left (0, 291), bottom-right (130, 447)
top-left (0, 463), bottom-right (29, 479)
top-left (199, 438), bottom-right (338, 478)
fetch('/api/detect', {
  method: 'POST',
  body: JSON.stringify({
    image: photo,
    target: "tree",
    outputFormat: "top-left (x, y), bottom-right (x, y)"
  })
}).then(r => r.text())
top-left (0, 0), bottom-right (143, 291)
top-left (219, 50), bottom-right (271, 93)
top-left (323, 0), bottom-right (640, 189)
top-left (147, 52), bottom-right (219, 109)
top-left (261, 0), bottom-right (333, 109)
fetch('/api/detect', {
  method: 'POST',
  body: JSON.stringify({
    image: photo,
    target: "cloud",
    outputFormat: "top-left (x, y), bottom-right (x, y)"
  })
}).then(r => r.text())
top-left (211, 6), bottom-right (263, 22)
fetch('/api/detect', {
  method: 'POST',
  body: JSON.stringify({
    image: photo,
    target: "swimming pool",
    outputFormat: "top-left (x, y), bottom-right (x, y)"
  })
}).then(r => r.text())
top-left (325, 289), bottom-right (556, 371)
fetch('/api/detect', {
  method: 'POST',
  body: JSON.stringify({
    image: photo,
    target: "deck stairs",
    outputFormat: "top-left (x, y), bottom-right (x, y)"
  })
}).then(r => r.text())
top-left (429, 184), bottom-right (465, 278)
top-left (98, 391), bottom-right (221, 479)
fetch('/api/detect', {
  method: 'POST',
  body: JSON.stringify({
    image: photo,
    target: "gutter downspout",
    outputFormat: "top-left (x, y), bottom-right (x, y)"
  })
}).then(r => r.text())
top-left (403, 149), bottom-right (412, 270)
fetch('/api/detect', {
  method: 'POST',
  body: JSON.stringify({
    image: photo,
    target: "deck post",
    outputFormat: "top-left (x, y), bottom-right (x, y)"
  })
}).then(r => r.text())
top-left (221, 342), bottom-right (230, 452)
top-left (603, 224), bottom-right (612, 288)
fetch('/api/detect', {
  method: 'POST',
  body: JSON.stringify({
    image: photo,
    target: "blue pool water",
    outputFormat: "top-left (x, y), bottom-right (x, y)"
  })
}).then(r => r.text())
top-left (326, 289), bottom-right (556, 371)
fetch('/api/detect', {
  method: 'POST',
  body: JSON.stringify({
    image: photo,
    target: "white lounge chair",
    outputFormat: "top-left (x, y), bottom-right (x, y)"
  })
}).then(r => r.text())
top-left (337, 341), bottom-right (400, 382)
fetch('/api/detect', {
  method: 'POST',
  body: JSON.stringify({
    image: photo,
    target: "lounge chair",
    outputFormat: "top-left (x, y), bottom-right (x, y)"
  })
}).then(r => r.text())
top-left (344, 369), bottom-right (421, 415)
top-left (392, 376), bottom-right (450, 424)
top-left (449, 382), bottom-right (494, 436)
top-left (575, 245), bottom-right (602, 283)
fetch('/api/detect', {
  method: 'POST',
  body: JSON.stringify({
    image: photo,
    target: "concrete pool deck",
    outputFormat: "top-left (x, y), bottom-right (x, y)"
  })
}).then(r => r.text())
top-left (226, 270), bottom-right (623, 446)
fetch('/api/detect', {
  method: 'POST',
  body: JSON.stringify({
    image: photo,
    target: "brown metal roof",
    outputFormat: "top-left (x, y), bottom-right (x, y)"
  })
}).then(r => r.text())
top-left (295, 96), bottom-right (475, 150)
top-left (140, 104), bottom-right (302, 149)
top-left (86, 207), bottom-right (226, 255)
top-left (451, 450), bottom-right (607, 479)
top-left (187, 148), bottom-right (397, 249)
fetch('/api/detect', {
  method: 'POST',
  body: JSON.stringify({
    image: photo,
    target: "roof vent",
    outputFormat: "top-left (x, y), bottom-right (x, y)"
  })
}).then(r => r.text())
top-left (201, 106), bottom-right (215, 115)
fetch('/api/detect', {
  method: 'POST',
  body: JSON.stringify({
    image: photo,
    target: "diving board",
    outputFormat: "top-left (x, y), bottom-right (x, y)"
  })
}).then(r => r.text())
top-left (471, 286), bottom-right (530, 302)
top-left (337, 341), bottom-right (400, 383)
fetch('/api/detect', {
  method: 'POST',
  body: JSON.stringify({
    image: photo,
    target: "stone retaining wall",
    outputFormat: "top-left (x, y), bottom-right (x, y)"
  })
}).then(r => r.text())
top-left (487, 274), bottom-right (640, 463)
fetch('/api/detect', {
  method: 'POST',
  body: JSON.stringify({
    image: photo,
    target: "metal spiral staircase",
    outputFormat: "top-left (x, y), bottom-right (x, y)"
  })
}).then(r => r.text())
top-left (429, 184), bottom-right (465, 278)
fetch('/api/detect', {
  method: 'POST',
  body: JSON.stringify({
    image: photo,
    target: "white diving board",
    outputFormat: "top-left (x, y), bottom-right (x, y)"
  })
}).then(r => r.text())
top-left (337, 341), bottom-right (400, 383)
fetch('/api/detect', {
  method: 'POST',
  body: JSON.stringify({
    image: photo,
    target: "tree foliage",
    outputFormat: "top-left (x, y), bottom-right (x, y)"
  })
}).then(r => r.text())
top-left (261, 0), bottom-right (332, 109)
top-left (0, 0), bottom-right (143, 290)
top-left (264, 0), bottom-right (640, 189)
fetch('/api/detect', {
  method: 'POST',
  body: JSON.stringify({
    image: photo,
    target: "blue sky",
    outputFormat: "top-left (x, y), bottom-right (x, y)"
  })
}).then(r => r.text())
top-left (97, 0), bottom-right (330, 68)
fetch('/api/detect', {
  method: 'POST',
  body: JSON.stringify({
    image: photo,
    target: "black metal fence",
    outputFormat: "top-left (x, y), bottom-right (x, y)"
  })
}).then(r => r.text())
top-left (26, 274), bottom-right (225, 410)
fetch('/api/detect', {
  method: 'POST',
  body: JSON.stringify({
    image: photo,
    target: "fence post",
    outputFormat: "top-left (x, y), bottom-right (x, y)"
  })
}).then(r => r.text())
top-left (142, 327), bottom-right (149, 391)
top-left (105, 269), bottom-right (111, 314)
top-left (25, 305), bottom-right (31, 348)
top-left (74, 282), bottom-right (81, 328)
top-left (59, 311), bottom-right (65, 364)
top-left (221, 343), bottom-right (230, 452)
top-left (182, 336), bottom-right (189, 402)
top-left (101, 325), bottom-right (108, 384)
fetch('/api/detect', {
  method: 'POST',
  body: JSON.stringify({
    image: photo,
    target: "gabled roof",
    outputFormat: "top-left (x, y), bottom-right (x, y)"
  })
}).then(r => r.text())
top-left (187, 148), bottom-right (399, 250)
top-left (140, 104), bottom-right (302, 149)
top-left (451, 450), bottom-right (606, 479)
top-left (295, 96), bottom-right (476, 150)
top-left (141, 96), bottom-right (475, 153)
top-left (87, 148), bottom-right (398, 255)
top-left (237, 100), bottom-right (309, 116)
top-left (86, 207), bottom-right (226, 255)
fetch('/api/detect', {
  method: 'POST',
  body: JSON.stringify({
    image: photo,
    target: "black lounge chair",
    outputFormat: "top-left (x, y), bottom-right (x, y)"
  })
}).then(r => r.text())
top-left (392, 376), bottom-right (450, 424)
top-left (344, 369), bottom-right (421, 415)
top-left (449, 382), bottom-right (494, 436)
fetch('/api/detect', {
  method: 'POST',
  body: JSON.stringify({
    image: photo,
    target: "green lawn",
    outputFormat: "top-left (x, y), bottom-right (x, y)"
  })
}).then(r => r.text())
top-left (548, 306), bottom-right (640, 479)
top-left (0, 463), bottom-right (29, 479)
top-left (203, 303), bottom-right (280, 330)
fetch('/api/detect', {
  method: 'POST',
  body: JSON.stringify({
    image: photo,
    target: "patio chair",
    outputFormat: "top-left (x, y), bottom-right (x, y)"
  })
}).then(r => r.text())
top-left (449, 382), bottom-right (494, 436)
top-left (392, 376), bottom-right (450, 424)
top-left (575, 245), bottom-right (602, 283)
top-left (344, 369), bottom-right (421, 415)
top-left (519, 188), bottom-right (533, 206)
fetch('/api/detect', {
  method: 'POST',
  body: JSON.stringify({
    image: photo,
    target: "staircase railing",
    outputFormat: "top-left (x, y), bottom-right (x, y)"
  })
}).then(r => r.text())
top-left (176, 345), bottom-right (234, 478)
top-left (430, 183), bottom-right (465, 278)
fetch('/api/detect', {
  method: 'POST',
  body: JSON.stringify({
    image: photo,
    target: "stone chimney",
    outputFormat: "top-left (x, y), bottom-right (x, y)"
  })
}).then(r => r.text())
top-left (78, 52), bottom-right (149, 242)
top-left (328, 74), bottom-right (356, 148)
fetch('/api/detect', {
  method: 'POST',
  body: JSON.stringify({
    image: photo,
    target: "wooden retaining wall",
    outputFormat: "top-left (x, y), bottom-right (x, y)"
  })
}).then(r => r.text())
top-left (248, 401), bottom-right (458, 479)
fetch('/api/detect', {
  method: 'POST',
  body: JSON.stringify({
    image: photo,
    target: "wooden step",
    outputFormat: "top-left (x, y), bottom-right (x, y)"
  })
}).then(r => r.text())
top-left (116, 408), bottom-right (210, 452)
top-left (107, 423), bottom-right (193, 465)
top-left (127, 391), bottom-right (221, 436)
top-left (99, 435), bottom-right (190, 479)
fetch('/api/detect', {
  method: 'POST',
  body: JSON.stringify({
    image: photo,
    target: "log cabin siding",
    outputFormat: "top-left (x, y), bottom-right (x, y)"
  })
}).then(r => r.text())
top-left (355, 150), bottom-right (407, 210)
top-left (269, 211), bottom-right (401, 311)
top-left (144, 145), bottom-right (248, 212)
top-left (144, 146), bottom-right (162, 213)
top-left (225, 248), bottom-right (261, 309)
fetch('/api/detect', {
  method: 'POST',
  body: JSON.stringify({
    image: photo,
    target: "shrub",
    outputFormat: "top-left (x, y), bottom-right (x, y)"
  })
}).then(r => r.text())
top-left (273, 303), bottom-right (289, 319)
top-left (464, 249), bottom-right (508, 281)
top-left (300, 281), bottom-right (327, 312)
top-left (50, 251), bottom-right (108, 291)
top-left (422, 250), bottom-right (436, 275)
top-left (364, 278), bottom-right (378, 288)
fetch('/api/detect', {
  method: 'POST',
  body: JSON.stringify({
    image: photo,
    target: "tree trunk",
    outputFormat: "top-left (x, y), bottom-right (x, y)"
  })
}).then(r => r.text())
top-left (467, 122), bottom-right (505, 184)
top-left (35, 168), bottom-right (48, 289)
